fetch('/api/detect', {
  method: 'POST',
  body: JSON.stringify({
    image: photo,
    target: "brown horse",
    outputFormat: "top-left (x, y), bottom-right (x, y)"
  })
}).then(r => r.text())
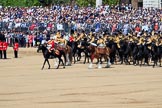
top-left (55, 43), bottom-right (73, 66)
top-left (88, 45), bottom-right (111, 68)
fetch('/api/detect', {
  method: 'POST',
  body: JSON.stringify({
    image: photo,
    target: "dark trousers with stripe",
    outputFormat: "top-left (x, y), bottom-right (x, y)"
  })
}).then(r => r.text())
top-left (0, 50), bottom-right (2, 59)
top-left (3, 50), bottom-right (7, 59)
top-left (14, 50), bottom-right (18, 58)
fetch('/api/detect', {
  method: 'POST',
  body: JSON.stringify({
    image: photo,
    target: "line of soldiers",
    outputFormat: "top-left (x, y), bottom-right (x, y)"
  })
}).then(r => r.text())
top-left (72, 31), bottom-right (162, 48)
top-left (0, 31), bottom-right (19, 59)
top-left (46, 30), bottom-right (162, 52)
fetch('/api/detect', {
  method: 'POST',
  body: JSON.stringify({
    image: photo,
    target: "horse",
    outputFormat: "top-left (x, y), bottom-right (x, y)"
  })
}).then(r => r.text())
top-left (136, 43), bottom-right (144, 66)
top-left (151, 43), bottom-right (162, 67)
top-left (69, 39), bottom-right (90, 64)
top-left (132, 43), bottom-right (139, 65)
top-left (87, 44), bottom-right (111, 69)
top-left (55, 43), bottom-right (73, 66)
top-left (124, 41), bottom-right (135, 65)
top-left (39, 44), bottom-right (66, 70)
top-left (118, 39), bottom-right (127, 64)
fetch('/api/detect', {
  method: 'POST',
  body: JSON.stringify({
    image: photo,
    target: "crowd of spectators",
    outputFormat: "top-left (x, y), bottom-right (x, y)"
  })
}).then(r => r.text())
top-left (0, 4), bottom-right (162, 48)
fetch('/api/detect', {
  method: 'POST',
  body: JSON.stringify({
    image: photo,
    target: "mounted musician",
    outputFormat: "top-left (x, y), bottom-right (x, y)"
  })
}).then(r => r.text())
top-left (89, 32), bottom-right (97, 46)
top-left (55, 32), bottom-right (67, 50)
top-left (96, 35), bottom-right (108, 55)
top-left (97, 36), bottom-right (106, 48)
top-left (76, 31), bottom-right (86, 49)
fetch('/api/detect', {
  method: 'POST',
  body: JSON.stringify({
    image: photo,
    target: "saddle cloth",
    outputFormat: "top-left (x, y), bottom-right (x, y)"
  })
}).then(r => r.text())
top-left (97, 47), bottom-right (106, 54)
top-left (55, 50), bottom-right (60, 55)
top-left (57, 43), bottom-right (66, 50)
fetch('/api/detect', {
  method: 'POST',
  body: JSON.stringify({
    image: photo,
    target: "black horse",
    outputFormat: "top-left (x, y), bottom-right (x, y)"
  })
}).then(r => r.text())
top-left (69, 38), bottom-right (89, 64)
top-left (39, 44), bottom-right (66, 70)
top-left (151, 43), bottom-right (162, 67)
top-left (106, 39), bottom-right (118, 64)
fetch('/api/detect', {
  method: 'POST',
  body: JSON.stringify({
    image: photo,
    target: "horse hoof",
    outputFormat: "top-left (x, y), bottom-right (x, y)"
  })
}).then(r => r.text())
top-left (105, 66), bottom-right (110, 68)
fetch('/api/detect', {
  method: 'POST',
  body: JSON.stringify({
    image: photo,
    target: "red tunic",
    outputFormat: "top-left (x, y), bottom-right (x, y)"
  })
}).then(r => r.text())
top-left (2, 42), bottom-right (8, 51)
top-left (13, 43), bottom-right (19, 51)
top-left (0, 41), bottom-right (3, 50)
top-left (50, 41), bottom-right (55, 50)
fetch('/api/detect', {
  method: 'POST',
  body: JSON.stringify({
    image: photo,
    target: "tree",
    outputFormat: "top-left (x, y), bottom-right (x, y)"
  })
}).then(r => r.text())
top-left (0, 0), bottom-right (119, 7)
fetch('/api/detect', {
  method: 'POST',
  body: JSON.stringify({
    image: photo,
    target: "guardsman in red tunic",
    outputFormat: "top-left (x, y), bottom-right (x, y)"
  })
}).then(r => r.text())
top-left (0, 40), bottom-right (3, 59)
top-left (13, 39), bottom-right (19, 58)
top-left (2, 40), bottom-right (8, 59)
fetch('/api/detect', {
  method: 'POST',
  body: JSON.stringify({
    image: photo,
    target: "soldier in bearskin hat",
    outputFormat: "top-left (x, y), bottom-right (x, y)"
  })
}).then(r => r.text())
top-left (13, 38), bottom-right (19, 58)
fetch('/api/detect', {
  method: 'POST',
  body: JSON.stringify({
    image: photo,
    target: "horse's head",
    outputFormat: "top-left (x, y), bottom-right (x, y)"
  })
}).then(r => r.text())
top-left (38, 44), bottom-right (48, 53)
top-left (88, 45), bottom-right (96, 53)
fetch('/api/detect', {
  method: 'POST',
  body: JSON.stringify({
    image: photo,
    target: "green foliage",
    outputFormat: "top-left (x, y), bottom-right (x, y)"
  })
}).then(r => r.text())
top-left (0, 0), bottom-right (119, 7)
top-left (0, 0), bottom-right (40, 7)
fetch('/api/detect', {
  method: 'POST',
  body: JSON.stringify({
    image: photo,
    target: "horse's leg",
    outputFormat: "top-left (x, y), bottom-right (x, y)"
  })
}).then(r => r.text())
top-left (69, 48), bottom-right (73, 65)
top-left (47, 59), bottom-right (50, 69)
top-left (73, 51), bottom-right (76, 64)
top-left (62, 51), bottom-right (66, 67)
top-left (105, 56), bottom-right (111, 68)
top-left (88, 56), bottom-right (90, 63)
top-left (159, 55), bottom-right (161, 67)
top-left (77, 49), bottom-right (82, 61)
top-left (88, 56), bottom-right (94, 69)
top-left (42, 59), bottom-right (47, 70)
top-left (66, 53), bottom-right (69, 66)
top-left (153, 58), bottom-right (156, 68)
top-left (61, 58), bottom-right (65, 68)
top-left (140, 58), bottom-right (143, 67)
top-left (83, 54), bottom-right (86, 64)
top-left (41, 59), bottom-right (46, 70)
top-left (119, 52), bottom-right (123, 64)
top-left (97, 61), bottom-right (102, 69)
top-left (100, 56), bottom-right (103, 64)
top-left (56, 58), bottom-right (61, 69)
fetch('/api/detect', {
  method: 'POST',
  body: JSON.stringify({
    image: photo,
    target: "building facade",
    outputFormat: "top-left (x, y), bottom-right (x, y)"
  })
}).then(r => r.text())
top-left (131, 0), bottom-right (162, 8)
